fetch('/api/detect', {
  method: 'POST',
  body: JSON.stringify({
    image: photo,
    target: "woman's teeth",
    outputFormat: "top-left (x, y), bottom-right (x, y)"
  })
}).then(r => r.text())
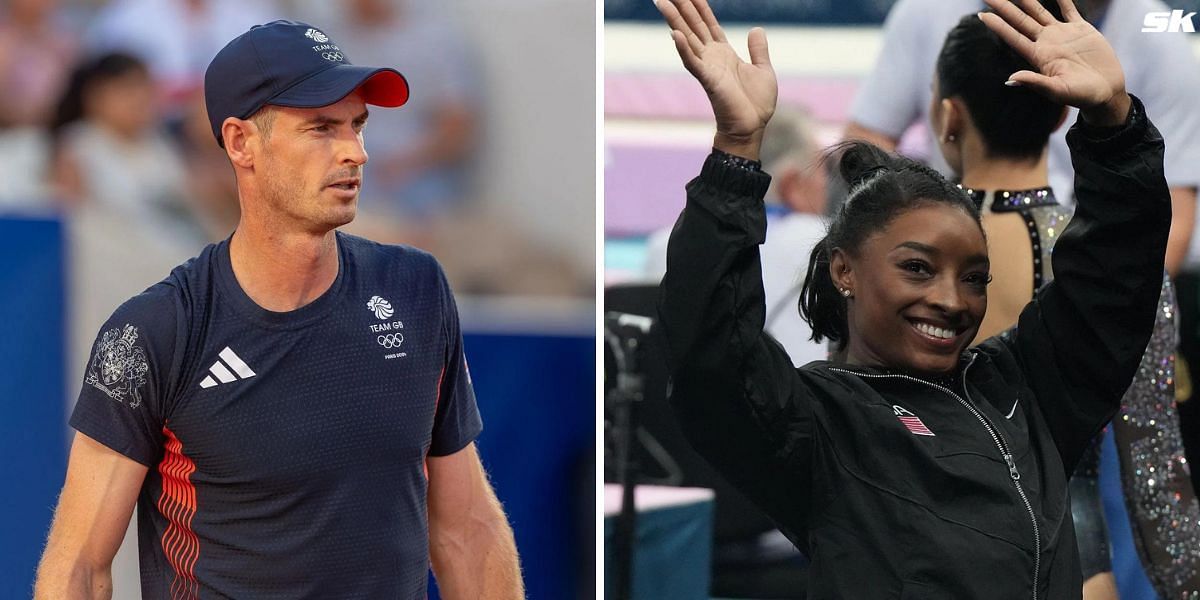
top-left (914, 322), bottom-right (955, 339)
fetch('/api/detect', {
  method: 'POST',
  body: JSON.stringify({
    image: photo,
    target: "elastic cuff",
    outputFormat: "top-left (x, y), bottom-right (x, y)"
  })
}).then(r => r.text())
top-left (698, 151), bottom-right (772, 199)
top-left (1069, 94), bottom-right (1148, 151)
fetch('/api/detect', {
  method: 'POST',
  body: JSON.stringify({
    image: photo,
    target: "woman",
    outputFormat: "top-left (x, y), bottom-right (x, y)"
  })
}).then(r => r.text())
top-left (930, 13), bottom-right (1200, 598)
top-left (655, 0), bottom-right (1171, 597)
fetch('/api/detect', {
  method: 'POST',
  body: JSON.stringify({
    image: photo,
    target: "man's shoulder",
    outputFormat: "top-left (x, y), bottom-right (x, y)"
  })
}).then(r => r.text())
top-left (339, 232), bottom-right (445, 275)
top-left (106, 241), bottom-right (220, 336)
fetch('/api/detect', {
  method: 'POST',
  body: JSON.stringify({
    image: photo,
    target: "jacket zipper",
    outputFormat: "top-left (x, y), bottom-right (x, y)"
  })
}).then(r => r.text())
top-left (830, 358), bottom-right (1041, 599)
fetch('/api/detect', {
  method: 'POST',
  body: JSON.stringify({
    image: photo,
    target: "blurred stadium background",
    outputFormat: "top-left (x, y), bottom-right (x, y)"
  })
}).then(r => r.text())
top-left (1, 0), bottom-right (594, 598)
top-left (604, 1), bottom-right (1200, 599)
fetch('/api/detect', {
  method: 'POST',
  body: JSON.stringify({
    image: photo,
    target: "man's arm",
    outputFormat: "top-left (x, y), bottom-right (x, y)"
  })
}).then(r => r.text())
top-left (1166, 185), bottom-right (1196, 277)
top-left (34, 432), bottom-right (148, 600)
top-left (427, 442), bottom-right (523, 599)
top-left (842, 121), bottom-right (899, 152)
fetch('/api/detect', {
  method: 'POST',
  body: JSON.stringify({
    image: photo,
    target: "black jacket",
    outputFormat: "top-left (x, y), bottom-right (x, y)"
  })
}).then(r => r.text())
top-left (657, 97), bottom-right (1170, 600)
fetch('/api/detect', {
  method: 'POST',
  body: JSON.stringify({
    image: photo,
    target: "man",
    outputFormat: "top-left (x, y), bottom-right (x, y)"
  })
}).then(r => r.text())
top-left (34, 20), bottom-right (523, 599)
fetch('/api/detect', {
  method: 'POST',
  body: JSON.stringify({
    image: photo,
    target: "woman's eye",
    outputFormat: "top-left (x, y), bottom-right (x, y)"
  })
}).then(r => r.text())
top-left (965, 272), bottom-right (993, 286)
top-left (901, 260), bottom-right (930, 275)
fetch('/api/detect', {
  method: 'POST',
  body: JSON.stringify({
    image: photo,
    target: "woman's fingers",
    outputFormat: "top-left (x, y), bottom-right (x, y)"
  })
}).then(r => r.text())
top-left (1013, 0), bottom-right (1059, 26)
top-left (1056, 0), bottom-right (1084, 22)
top-left (1005, 69), bottom-right (1057, 94)
top-left (671, 0), bottom-right (714, 45)
top-left (692, 0), bottom-right (727, 42)
top-left (670, 30), bottom-right (703, 76)
top-left (656, 0), bottom-right (696, 43)
top-left (747, 27), bottom-right (772, 68)
top-left (982, 0), bottom-right (1044, 39)
top-left (978, 11), bottom-right (1039, 63)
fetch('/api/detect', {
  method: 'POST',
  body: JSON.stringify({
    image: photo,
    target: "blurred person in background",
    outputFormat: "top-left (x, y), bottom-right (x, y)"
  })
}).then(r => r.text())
top-left (845, 0), bottom-right (1200, 278)
top-left (49, 52), bottom-right (206, 253)
top-left (0, 0), bottom-right (75, 207)
top-left (931, 12), bottom-right (1200, 598)
top-left (85, 0), bottom-right (281, 109)
top-left (645, 106), bottom-right (829, 367)
top-left (0, 0), bottom-right (73, 128)
top-left (178, 90), bottom-right (241, 240)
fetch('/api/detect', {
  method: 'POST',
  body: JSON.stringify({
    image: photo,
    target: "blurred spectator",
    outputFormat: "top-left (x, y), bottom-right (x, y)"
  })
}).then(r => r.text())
top-left (178, 90), bottom-right (240, 240)
top-left (0, 0), bottom-right (75, 208)
top-left (85, 0), bottom-right (281, 109)
top-left (294, 0), bottom-right (480, 222)
top-left (49, 52), bottom-right (205, 252)
top-left (0, 0), bottom-right (74, 128)
top-left (644, 107), bottom-right (829, 367)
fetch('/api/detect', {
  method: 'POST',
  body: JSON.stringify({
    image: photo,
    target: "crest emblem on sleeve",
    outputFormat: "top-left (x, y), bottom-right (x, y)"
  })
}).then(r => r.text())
top-left (85, 324), bottom-right (149, 409)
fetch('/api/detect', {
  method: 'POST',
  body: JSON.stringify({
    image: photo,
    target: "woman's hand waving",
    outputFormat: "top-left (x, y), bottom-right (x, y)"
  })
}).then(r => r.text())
top-left (656, 0), bottom-right (778, 160)
top-left (980, 0), bottom-right (1131, 126)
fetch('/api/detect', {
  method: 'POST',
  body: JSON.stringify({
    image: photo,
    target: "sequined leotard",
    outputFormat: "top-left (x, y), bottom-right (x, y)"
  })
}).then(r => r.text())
top-left (966, 187), bottom-right (1200, 597)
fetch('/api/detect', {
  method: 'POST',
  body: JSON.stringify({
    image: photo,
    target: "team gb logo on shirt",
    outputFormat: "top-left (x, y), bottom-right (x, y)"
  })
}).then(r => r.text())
top-left (367, 295), bottom-right (394, 320)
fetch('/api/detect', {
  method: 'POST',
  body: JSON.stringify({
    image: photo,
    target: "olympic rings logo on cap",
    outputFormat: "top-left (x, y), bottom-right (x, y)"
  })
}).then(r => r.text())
top-left (377, 333), bottom-right (404, 348)
top-left (322, 52), bottom-right (343, 62)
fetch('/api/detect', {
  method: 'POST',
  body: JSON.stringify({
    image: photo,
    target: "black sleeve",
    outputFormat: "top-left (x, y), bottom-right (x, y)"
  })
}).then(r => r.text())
top-left (657, 153), bottom-right (819, 532)
top-left (69, 284), bottom-right (182, 467)
top-left (1003, 95), bottom-right (1171, 473)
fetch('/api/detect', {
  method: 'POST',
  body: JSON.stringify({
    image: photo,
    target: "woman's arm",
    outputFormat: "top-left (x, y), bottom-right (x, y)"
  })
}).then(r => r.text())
top-left (980, 0), bottom-right (1171, 472)
top-left (654, 0), bottom-right (819, 532)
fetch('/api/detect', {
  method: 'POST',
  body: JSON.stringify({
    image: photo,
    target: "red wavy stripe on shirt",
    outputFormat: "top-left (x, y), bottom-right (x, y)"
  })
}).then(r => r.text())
top-left (424, 365), bottom-right (448, 481)
top-left (157, 425), bottom-right (199, 600)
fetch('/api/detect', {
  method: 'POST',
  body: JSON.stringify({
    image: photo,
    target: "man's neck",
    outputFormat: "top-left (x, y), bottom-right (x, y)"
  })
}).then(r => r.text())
top-left (959, 151), bottom-right (1049, 192)
top-left (228, 222), bottom-right (341, 313)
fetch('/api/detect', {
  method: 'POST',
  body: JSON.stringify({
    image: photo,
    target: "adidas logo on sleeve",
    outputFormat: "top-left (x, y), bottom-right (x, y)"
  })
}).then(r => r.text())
top-left (199, 347), bottom-right (256, 389)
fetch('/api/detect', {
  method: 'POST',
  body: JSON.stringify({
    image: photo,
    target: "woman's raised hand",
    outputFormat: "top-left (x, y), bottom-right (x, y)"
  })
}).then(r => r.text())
top-left (980, 0), bottom-right (1131, 126)
top-left (656, 0), bottom-right (777, 159)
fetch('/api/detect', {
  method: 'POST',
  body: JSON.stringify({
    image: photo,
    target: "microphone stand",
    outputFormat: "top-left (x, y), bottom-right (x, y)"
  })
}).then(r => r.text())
top-left (604, 312), bottom-right (652, 600)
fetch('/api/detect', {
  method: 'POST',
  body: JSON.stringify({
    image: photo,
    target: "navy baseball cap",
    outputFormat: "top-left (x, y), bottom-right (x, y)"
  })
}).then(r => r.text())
top-left (204, 20), bottom-right (409, 147)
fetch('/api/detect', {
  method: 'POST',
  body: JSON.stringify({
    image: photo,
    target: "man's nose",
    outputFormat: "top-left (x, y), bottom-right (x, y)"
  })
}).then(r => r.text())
top-left (339, 132), bottom-right (368, 167)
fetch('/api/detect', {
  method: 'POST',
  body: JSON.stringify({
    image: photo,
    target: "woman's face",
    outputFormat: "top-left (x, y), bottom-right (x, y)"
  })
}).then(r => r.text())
top-left (836, 203), bottom-right (989, 376)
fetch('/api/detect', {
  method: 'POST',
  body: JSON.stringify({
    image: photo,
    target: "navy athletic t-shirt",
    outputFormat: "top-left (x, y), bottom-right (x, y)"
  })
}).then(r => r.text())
top-left (70, 232), bottom-right (482, 599)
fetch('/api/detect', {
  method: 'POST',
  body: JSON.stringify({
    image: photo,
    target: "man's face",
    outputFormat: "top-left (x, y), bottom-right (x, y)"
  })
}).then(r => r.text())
top-left (841, 204), bottom-right (990, 376)
top-left (255, 94), bottom-right (369, 232)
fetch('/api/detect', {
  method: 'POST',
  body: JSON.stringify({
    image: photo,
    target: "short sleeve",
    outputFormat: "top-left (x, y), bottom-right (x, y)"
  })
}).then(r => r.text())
top-left (846, 0), bottom-right (934, 137)
top-left (1132, 34), bottom-right (1200, 189)
top-left (427, 267), bottom-right (482, 457)
top-left (69, 284), bottom-right (180, 467)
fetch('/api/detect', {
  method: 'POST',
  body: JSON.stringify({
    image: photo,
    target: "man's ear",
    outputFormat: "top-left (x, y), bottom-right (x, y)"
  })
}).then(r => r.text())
top-left (222, 117), bottom-right (256, 168)
top-left (829, 247), bottom-right (855, 296)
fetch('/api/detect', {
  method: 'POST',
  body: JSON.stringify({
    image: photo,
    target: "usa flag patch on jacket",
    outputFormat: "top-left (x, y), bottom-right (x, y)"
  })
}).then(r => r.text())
top-left (893, 405), bottom-right (935, 436)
